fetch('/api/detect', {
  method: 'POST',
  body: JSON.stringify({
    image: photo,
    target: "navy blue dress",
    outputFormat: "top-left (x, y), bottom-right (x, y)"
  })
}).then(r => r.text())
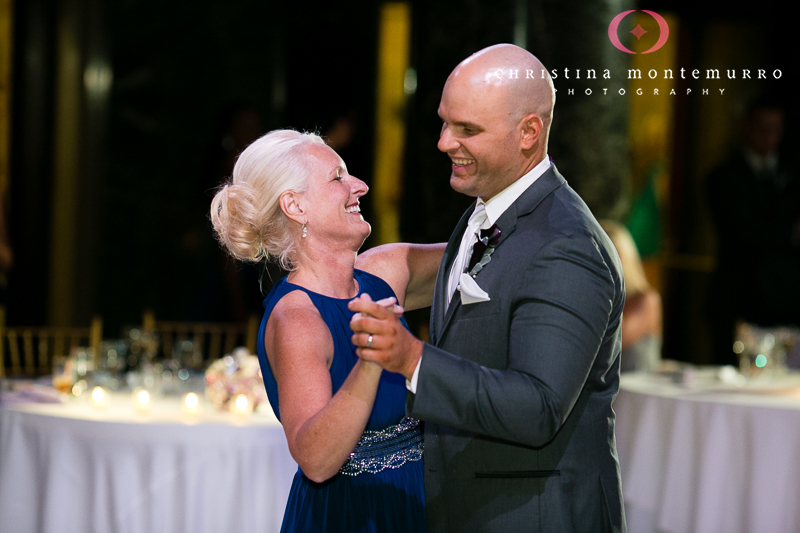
top-left (257, 269), bottom-right (427, 533)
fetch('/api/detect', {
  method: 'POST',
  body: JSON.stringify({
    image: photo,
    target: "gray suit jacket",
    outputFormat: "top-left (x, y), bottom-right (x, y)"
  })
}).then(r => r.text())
top-left (408, 165), bottom-right (627, 532)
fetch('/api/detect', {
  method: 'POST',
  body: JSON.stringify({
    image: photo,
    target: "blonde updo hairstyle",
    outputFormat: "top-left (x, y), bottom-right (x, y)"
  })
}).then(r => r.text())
top-left (210, 129), bottom-right (326, 270)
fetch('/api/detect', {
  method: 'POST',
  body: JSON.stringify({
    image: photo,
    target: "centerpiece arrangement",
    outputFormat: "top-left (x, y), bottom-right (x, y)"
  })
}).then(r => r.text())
top-left (204, 347), bottom-right (267, 412)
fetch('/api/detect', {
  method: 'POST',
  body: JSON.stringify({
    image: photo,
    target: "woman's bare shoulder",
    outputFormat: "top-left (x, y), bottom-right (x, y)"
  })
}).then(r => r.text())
top-left (355, 244), bottom-right (410, 303)
top-left (355, 243), bottom-right (408, 277)
top-left (265, 290), bottom-right (332, 365)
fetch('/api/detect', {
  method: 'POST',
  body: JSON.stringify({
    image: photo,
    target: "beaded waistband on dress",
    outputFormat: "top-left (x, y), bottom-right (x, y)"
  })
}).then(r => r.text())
top-left (338, 417), bottom-right (423, 476)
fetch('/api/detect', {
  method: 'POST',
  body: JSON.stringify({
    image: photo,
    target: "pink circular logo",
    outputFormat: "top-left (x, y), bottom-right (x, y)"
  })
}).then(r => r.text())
top-left (608, 10), bottom-right (670, 54)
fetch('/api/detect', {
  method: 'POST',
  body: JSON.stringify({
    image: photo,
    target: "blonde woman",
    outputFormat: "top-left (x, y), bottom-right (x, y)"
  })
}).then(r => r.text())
top-left (601, 220), bottom-right (662, 372)
top-left (211, 129), bottom-right (443, 532)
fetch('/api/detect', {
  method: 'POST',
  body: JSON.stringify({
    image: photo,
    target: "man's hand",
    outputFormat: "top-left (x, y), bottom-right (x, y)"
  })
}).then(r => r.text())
top-left (349, 293), bottom-right (424, 379)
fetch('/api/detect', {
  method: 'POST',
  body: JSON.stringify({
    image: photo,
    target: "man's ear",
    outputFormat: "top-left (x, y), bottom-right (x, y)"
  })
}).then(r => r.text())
top-left (520, 113), bottom-right (543, 150)
top-left (279, 191), bottom-right (306, 225)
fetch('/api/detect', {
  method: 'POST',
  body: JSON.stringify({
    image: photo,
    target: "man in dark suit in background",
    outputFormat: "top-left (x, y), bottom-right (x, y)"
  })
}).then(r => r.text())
top-left (350, 44), bottom-right (627, 532)
top-left (706, 100), bottom-right (800, 366)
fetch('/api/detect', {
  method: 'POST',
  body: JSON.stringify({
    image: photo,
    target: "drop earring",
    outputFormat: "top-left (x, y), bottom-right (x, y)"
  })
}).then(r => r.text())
top-left (302, 223), bottom-right (308, 238)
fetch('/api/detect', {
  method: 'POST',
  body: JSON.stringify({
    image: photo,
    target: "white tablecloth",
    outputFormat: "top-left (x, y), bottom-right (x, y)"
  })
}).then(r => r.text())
top-left (0, 389), bottom-right (297, 533)
top-left (615, 371), bottom-right (800, 533)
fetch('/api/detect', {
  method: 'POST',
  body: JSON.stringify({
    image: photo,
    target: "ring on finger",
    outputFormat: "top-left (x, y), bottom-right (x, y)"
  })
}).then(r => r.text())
top-left (366, 334), bottom-right (374, 348)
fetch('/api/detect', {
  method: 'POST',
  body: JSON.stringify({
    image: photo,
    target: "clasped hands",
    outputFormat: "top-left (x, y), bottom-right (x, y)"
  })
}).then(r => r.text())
top-left (348, 294), bottom-right (423, 380)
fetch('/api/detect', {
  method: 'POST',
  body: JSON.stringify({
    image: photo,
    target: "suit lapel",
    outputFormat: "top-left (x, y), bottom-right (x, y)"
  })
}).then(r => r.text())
top-left (439, 282), bottom-right (462, 341)
top-left (433, 165), bottom-right (566, 346)
top-left (430, 202), bottom-right (475, 345)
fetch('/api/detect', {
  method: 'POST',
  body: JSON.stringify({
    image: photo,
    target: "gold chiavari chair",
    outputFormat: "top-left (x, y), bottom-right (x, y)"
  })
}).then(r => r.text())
top-left (0, 316), bottom-right (103, 378)
top-left (141, 311), bottom-right (259, 364)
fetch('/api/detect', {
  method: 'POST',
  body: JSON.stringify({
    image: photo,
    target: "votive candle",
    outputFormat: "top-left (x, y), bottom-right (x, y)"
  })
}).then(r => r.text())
top-left (91, 386), bottom-right (107, 408)
top-left (183, 392), bottom-right (202, 416)
top-left (230, 393), bottom-right (252, 418)
top-left (132, 387), bottom-right (151, 413)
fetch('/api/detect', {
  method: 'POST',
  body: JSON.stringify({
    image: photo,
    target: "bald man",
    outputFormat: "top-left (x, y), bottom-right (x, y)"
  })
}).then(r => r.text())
top-left (350, 44), bottom-right (627, 532)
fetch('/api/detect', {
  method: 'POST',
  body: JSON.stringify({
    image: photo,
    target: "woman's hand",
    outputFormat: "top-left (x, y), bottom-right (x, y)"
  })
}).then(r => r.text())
top-left (349, 294), bottom-right (424, 380)
top-left (353, 294), bottom-right (405, 320)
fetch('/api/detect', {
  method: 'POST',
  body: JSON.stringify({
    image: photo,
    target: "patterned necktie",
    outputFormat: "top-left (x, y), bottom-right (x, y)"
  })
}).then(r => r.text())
top-left (447, 203), bottom-right (488, 306)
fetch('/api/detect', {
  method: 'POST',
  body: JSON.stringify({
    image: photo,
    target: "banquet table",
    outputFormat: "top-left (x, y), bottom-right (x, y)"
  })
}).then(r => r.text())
top-left (615, 370), bottom-right (800, 533)
top-left (0, 385), bottom-right (297, 533)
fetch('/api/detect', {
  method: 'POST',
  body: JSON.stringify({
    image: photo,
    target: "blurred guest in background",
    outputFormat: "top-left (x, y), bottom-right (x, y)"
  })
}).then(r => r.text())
top-left (601, 220), bottom-right (662, 372)
top-left (706, 99), bottom-right (800, 366)
top-left (183, 102), bottom-right (266, 323)
top-left (321, 110), bottom-right (358, 153)
top-left (211, 104), bottom-right (267, 321)
top-left (211, 129), bottom-right (443, 532)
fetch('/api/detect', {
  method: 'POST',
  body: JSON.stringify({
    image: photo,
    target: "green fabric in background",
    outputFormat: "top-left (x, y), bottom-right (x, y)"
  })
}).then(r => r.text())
top-left (627, 165), bottom-right (662, 258)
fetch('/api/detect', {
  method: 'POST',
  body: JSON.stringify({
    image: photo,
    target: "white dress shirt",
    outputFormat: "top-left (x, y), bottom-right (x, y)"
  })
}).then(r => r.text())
top-left (407, 156), bottom-right (552, 392)
top-left (445, 201), bottom-right (488, 307)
